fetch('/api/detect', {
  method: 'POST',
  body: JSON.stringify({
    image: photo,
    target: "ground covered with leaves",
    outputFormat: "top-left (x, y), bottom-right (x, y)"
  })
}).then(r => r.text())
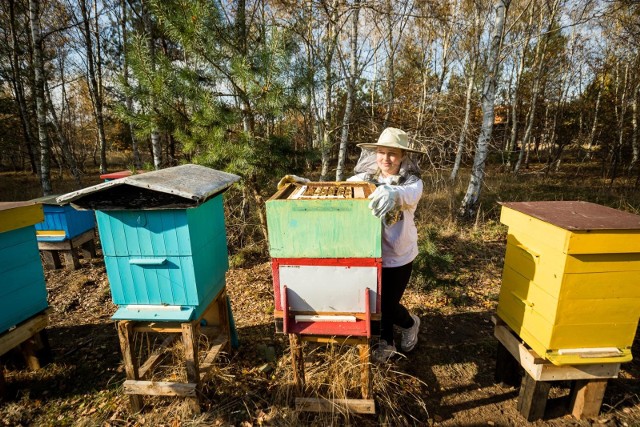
top-left (1, 165), bottom-right (640, 426)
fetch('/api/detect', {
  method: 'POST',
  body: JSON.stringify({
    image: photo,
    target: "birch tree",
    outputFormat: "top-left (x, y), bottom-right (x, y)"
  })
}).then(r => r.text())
top-left (29, 0), bottom-right (52, 195)
top-left (459, 0), bottom-right (510, 218)
top-left (336, 0), bottom-right (360, 181)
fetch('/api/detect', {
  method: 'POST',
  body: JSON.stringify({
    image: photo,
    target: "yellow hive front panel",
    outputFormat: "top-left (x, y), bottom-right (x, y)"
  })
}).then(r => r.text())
top-left (561, 271), bottom-right (640, 300)
top-left (500, 265), bottom-right (559, 325)
top-left (565, 252), bottom-right (640, 274)
top-left (566, 230), bottom-right (640, 255)
top-left (500, 208), bottom-right (572, 253)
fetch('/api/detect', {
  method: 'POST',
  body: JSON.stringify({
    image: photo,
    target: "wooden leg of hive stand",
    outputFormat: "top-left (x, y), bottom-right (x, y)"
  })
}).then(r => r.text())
top-left (359, 341), bottom-right (372, 399)
top-left (35, 329), bottom-right (53, 366)
top-left (217, 290), bottom-right (231, 351)
top-left (517, 372), bottom-right (551, 422)
top-left (80, 239), bottom-right (97, 259)
top-left (289, 334), bottom-right (305, 391)
top-left (117, 321), bottom-right (144, 413)
top-left (182, 321), bottom-right (201, 415)
top-left (0, 367), bottom-right (5, 398)
top-left (569, 379), bottom-right (608, 420)
top-left (20, 336), bottom-right (41, 370)
top-left (495, 342), bottom-right (522, 387)
top-left (41, 250), bottom-right (62, 269)
top-left (61, 250), bottom-right (81, 270)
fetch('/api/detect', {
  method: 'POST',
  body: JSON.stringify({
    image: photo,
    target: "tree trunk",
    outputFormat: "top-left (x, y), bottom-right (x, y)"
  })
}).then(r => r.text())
top-left (120, 0), bottom-right (141, 169)
top-left (584, 73), bottom-right (603, 159)
top-left (382, 0), bottom-right (395, 128)
top-left (80, 0), bottom-right (108, 174)
top-left (336, 0), bottom-right (360, 181)
top-left (320, 0), bottom-right (339, 181)
top-left (45, 79), bottom-right (82, 187)
top-left (628, 81), bottom-right (639, 173)
top-left (9, 0), bottom-right (38, 175)
top-left (459, 0), bottom-right (510, 218)
top-left (450, 57), bottom-right (476, 181)
top-left (29, 0), bottom-right (51, 195)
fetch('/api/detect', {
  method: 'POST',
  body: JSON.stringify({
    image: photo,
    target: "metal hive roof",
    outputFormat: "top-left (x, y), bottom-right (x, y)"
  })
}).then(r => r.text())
top-left (57, 164), bottom-right (240, 210)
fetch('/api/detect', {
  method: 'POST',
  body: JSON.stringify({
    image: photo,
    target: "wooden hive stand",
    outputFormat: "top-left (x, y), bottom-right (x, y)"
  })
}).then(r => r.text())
top-left (493, 316), bottom-right (621, 422)
top-left (116, 288), bottom-right (232, 414)
top-left (289, 334), bottom-right (375, 415)
top-left (0, 309), bottom-right (52, 398)
top-left (39, 229), bottom-right (97, 270)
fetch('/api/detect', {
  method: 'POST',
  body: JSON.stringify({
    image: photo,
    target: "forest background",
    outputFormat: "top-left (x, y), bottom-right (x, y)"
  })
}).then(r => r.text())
top-left (1, 0), bottom-right (640, 244)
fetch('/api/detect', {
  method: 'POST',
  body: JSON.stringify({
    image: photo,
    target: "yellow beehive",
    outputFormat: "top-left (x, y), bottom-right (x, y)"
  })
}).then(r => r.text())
top-left (497, 201), bottom-right (640, 365)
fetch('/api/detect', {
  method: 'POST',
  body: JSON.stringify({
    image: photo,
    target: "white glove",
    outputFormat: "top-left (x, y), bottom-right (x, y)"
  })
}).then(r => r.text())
top-left (277, 174), bottom-right (310, 190)
top-left (368, 184), bottom-right (398, 218)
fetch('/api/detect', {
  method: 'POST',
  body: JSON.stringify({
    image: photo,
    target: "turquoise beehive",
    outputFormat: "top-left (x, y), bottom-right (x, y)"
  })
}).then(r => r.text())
top-left (0, 202), bottom-right (49, 333)
top-left (57, 164), bottom-right (240, 322)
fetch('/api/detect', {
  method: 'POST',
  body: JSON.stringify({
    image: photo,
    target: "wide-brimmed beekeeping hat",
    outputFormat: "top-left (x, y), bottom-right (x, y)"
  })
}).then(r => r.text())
top-left (356, 127), bottom-right (427, 154)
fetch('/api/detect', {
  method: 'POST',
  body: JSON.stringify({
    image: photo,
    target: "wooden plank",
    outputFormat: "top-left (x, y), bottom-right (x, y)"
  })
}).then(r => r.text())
top-left (37, 240), bottom-right (73, 251)
top-left (134, 323), bottom-right (183, 333)
top-left (359, 343), bottom-right (371, 399)
top-left (199, 335), bottom-right (229, 381)
top-left (117, 321), bottom-right (144, 412)
top-left (495, 342), bottom-right (522, 387)
top-left (0, 311), bottom-right (48, 358)
top-left (493, 323), bottom-right (620, 381)
top-left (274, 310), bottom-right (381, 321)
top-left (299, 335), bottom-right (368, 346)
top-left (289, 334), bottom-right (305, 389)
top-left (517, 373), bottom-right (551, 422)
top-left (181, 321), bottom-right (201, 414)
top-left (61, 250), bottom-right (81, 270)
top-left (123, 380), bottom-right (197, 397)
top-left (353, 187), bottom-right (365, 199)
top-left (570, 379), bottom-right (608, 419)
top-left (41, 250), bottom-right (62, 269)
top-left (138, 334), bottom-right (179, 380)
top-left (295, 398), bottom-right (375, 414)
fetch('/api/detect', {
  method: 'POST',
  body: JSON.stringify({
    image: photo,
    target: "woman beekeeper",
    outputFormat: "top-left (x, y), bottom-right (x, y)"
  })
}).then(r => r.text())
top-left (348, 127), bottom-right (424, 362)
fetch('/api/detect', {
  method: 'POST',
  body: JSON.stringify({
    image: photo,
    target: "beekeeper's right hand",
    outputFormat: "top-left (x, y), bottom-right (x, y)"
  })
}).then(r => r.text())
top-left (277, 174), bottom-right (310, 190)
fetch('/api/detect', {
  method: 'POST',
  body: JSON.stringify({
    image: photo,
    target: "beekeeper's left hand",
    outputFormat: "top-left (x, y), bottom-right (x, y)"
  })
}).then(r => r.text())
top-left (277, 174), bottom-right (310, 190)
top-left (368, 184), bottom-right (398, 218)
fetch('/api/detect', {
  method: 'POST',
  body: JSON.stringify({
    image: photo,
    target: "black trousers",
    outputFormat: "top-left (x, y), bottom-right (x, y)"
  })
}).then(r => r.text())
top-left (380, 261), bottom-right (414, 344)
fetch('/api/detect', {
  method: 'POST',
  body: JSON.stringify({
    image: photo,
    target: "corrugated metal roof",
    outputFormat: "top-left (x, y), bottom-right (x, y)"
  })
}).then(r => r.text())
top-left (57, 164), bottom-right (240, 210)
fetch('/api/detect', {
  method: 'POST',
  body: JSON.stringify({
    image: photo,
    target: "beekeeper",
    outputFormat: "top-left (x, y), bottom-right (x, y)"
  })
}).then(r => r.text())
top-left (347, 127), bottom-right (424, 362)
top-left (276, 127), bottom-right (424, 362)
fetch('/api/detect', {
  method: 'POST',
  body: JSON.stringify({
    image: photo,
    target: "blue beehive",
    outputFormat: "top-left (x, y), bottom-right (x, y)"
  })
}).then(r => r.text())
top-left (57, 164), bottom-right (240, 322)
top-left (32, 194), bottom-right (95, 242)
top-left (0, 202), bottom-right (49, 334)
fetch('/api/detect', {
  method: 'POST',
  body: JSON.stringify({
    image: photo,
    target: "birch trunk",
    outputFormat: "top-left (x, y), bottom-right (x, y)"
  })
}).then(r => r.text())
top-left (336, 0), bottom-right (360, 181)
top-left (585, 73), bottom-right (603, 159)
top-left (459, 0), bottom-right (510, 218)
top-left (79, 0), bottom-right (108, 173)
top-left (320, 0), bottom-right (339, 181)
top-left (9, 0), bottom-right (38, 174)
top-left (450, 57), bottom-right (477, 181)
top-left (29, 0), bottom-right (52, 195)
top-left (629, 81), bottom-right (639, 173)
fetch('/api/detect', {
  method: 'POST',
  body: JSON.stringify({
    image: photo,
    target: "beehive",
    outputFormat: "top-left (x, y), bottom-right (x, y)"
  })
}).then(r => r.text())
top-left (266, 182), bottom-right (381, 336)
top-left (57, 164), bottom-right (239, 322)
top-left (0, 202), bottom-right (48, 334)
top-left (32, 194), bottom-right (95, 242)
top-left (497, 201), bottom-right (640, 365)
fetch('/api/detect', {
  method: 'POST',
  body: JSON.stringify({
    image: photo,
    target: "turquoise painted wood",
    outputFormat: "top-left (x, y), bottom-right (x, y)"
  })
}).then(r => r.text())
top-left (34, 203), bottom-right (95, 241)
top-left (266, 198), bottom-right (381, 258)
top-left (0, 226), bottom-right (48, 334)
top-left (96, 196), bottom-right (229, 321)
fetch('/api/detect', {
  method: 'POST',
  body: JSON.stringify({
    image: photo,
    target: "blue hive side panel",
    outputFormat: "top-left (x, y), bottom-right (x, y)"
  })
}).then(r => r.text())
top-left (35, 205), bottom-right (94, 240)
top-left (0, 227), bottom-right (48, 333)
top-left (187, 196), bottom-right (229, 304)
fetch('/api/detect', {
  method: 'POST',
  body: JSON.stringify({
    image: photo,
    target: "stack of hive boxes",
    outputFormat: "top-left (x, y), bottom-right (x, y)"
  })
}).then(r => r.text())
top-left (266, 182), bottom-right (382, 337)
top-left (0, 202), bottom-right (48, 334)
top-left (498, 201), bottom-right (640, 365)
top-left (57, 164), bottom-right (239, 322)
